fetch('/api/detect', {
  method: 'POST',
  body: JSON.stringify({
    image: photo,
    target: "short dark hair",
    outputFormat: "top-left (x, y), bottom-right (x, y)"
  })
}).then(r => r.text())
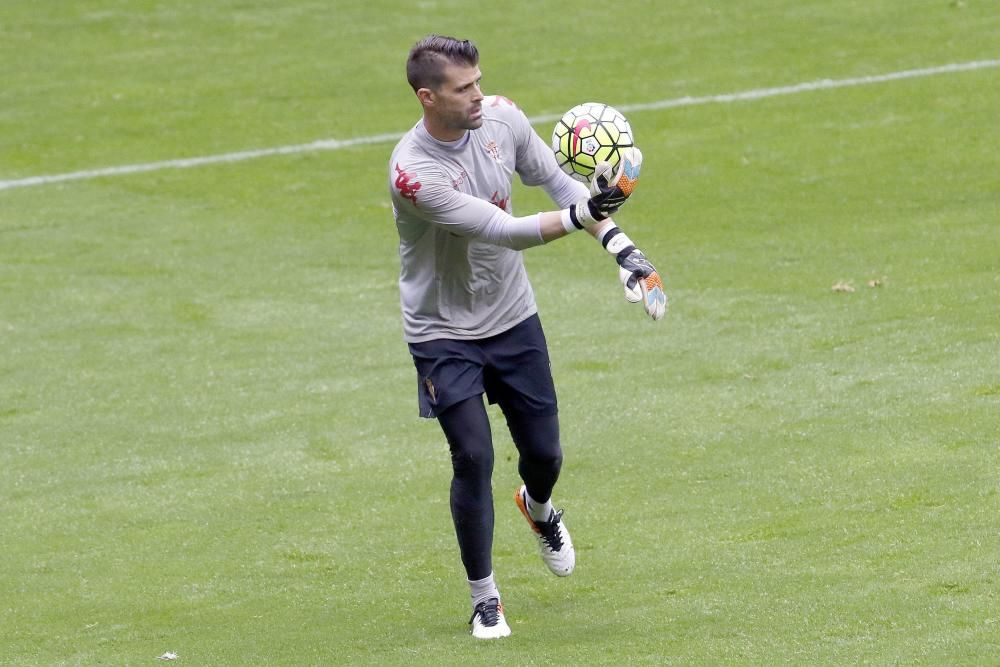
top-left (406, 35), bottom-right (479, 92)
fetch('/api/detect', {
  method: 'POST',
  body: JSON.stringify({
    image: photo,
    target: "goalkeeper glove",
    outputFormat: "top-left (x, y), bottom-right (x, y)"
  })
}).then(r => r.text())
top-left (563, 147), bottom-right (643, 230)
top-left (600, 226), bottom-right (668, 321)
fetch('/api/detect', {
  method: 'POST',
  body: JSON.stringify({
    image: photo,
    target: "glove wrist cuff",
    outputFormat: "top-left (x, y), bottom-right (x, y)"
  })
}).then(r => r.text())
top-left (560, 207), bottom-right (584, 233)
top-left (599, 226), bottom-right (636, 256)
top-left (565, 198), bottom-right (609, 231)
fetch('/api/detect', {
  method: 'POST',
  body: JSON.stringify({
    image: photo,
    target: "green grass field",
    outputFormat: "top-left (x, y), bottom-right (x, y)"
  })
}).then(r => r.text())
top-left (2, 1), bottom-right (998, 664)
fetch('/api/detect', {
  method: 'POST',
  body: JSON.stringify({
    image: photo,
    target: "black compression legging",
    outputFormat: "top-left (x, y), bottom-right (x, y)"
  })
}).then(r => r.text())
top-left (437, 396), bottom-right (563, 581)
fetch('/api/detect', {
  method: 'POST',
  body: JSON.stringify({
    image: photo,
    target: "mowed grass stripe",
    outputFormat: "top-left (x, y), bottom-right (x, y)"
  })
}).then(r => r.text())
top-left (1, 59), bottom-right (997, 192)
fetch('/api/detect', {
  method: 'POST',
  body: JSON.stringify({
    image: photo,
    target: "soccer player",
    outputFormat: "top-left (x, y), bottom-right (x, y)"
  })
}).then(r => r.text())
top-left (388, 34), bottom-right (666, 639)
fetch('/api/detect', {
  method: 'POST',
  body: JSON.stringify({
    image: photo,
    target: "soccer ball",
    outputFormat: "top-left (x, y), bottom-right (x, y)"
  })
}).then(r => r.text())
top-left (551, 102), bottom-right (634, 181)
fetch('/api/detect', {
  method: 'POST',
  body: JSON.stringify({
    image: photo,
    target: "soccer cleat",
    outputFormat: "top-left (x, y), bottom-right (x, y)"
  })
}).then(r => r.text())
top-left (469, 597), bottom-right (511, 639)
top-left (514, 485), bottom-right (576, 576)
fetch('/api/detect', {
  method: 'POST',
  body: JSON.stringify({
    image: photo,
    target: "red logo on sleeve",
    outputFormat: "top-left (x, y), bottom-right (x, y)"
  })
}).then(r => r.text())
top-left (394, 163), bottom-right (421, 206)
top-left (489, 95), bottom-right (518, 108)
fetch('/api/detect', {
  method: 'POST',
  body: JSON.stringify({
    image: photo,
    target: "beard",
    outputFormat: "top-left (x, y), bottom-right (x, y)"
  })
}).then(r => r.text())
top-left (448, 104), bottom-right (482, 131)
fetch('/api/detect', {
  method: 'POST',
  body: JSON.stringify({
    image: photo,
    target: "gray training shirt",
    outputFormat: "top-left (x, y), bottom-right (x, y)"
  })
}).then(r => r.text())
top-left (389, 95), bottom-right (588, 343)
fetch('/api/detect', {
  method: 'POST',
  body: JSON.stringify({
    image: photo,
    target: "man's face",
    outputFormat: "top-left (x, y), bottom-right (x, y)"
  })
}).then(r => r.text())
top-left (427, 63), bottom-right (484, 135)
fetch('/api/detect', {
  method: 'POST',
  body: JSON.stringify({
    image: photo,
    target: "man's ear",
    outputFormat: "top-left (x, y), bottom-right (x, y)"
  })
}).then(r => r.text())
top-left (416, 87), bottom-right (435, 109)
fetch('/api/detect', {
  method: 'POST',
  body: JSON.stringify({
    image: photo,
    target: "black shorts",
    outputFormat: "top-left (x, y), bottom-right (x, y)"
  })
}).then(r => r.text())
top-left (408, 314), bottom-right (558, 419)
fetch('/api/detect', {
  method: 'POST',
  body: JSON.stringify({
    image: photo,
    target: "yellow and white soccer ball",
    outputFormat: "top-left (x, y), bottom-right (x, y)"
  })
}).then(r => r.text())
top-left (551, 102), bottom-right (634, 182)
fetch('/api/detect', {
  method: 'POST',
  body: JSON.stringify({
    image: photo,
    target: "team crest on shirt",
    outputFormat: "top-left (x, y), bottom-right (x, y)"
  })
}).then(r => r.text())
top-left (484, 140), bottom-right (501, 162)
top-left (394, 163), bottom-right (421, 206)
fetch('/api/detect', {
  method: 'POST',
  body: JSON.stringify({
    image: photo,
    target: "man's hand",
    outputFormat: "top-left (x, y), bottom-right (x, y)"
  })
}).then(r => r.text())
top-left (599, 225), bottom-right (667, 321)
top-left (617, 248), bottom-right (667, 321)
top-left (566, 147), bottom-right (643, 228)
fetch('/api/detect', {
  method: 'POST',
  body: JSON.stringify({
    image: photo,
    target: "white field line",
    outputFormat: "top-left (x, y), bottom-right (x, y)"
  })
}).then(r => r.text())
top-left (2, 59), bottom-right (998, 192)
